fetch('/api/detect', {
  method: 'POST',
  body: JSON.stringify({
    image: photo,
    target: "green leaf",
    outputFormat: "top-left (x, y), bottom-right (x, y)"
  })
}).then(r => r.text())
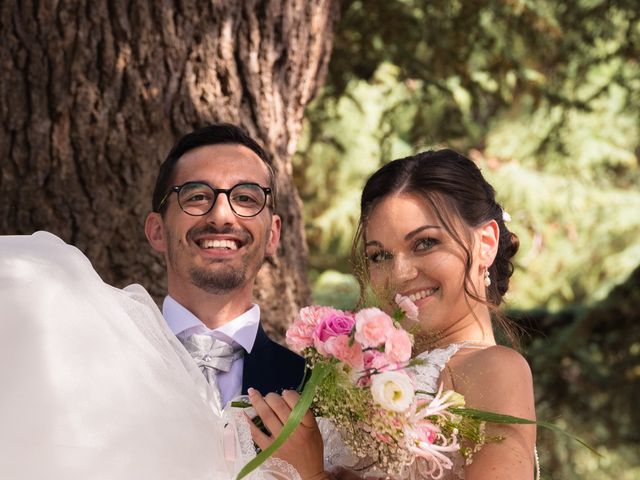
top-left (451, 407), bottom-right (601, 456)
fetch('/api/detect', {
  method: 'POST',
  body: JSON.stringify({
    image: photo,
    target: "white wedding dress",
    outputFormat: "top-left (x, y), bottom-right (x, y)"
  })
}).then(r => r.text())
top-left (0, 232), bottom-right (296, 480)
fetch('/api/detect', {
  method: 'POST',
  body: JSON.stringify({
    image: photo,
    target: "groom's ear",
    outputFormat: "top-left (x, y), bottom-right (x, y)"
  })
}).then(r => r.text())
top-left (265, 214), bottom-right (281, 257)
top-left (145, 212), bottom-right (167, 254)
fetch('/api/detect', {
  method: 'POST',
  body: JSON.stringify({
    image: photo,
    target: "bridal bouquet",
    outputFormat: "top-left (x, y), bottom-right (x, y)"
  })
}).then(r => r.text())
top-left (236, 299), bottom-right (595, 480)
top-left (283, 296), bottom-right (486, 478)
top-left (237, 295), bottom-right (488, 480)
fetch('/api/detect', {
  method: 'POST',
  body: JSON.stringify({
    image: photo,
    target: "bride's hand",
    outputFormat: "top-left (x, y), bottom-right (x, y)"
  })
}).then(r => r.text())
top-left (248, 388), bottom-right (328, 480)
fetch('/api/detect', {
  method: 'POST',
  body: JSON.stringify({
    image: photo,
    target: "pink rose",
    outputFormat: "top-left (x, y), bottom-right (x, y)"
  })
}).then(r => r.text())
top-left (313, 310), bottom-right (355, 355)
top-left (286, 305), bottom-right (337, 354)
top-left (324, 334), bottom-right (363, 369)
top-left (354, 308), bottom-right (394, 348)
top-left (384, 328), bottom-right (413, 363)
top-left (394, 294), bottom-right (419, 321)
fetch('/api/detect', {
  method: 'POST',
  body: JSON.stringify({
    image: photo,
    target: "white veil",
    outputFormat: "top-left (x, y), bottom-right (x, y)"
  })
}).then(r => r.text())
top-left (0, 232), bottom-right (297, 480)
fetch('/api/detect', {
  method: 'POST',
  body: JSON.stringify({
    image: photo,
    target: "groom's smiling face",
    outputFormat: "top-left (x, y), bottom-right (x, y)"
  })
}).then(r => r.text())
top-left (148, 143), bottom-right (280, 297)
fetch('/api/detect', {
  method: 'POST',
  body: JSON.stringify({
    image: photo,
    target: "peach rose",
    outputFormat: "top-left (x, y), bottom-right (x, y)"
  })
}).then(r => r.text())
top-left (324, 334), bottom-right (364, 370)
top-left (298, 305), bottom-right (335, 327)
top-left (286, 320), bottom-right (315, 354)
top-left (354, 308), bottom-right (394, 348)
top-left (384, 328), bottom-right (413, 363)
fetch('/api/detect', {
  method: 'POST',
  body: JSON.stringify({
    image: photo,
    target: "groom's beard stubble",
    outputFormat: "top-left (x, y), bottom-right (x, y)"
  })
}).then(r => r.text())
top-left (189, 264), bottom-right (247, 294)
top-left (166, 225), bottom-right (251, 294)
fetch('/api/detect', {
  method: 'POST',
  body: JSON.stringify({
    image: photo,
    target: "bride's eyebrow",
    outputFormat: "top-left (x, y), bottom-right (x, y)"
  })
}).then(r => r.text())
top-left (365, 225), bottom-right (441, 248)
top-left (404, 225), bottom-right (441, 241)
top-left (365, 240), bottom-right (384, 249)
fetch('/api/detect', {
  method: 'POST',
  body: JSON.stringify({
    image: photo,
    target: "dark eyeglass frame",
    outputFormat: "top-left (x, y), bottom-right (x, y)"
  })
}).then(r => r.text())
top-left (157, 181), bottom-right (273, 218)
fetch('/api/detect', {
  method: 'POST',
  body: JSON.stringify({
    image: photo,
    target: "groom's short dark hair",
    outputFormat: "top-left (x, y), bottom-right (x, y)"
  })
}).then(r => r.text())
top-left (152, 123), bottom-right (275, 214)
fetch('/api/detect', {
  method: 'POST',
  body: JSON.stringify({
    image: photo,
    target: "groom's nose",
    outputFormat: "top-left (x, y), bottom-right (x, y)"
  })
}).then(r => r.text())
top-left (205, 192), bottom-right (237, 226)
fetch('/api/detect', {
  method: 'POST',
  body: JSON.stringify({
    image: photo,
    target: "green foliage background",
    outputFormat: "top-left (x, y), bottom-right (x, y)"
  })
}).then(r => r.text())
top-left (294, 1), bottom-right (640, 478)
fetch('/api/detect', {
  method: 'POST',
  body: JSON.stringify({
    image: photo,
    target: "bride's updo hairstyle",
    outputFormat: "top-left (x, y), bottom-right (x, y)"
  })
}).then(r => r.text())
top-left (352, 149), bottom-right (520, 338)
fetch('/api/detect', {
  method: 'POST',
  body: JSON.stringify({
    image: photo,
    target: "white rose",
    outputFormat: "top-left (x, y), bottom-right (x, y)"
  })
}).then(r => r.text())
top-left (370, 371), bottom-right (415, 412)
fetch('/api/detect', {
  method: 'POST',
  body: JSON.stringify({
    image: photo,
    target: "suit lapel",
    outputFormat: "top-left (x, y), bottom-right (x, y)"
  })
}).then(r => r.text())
top-left (241, 324), bottom-right (306, 395)
top-left (241, 324), bottom-right (270, 394)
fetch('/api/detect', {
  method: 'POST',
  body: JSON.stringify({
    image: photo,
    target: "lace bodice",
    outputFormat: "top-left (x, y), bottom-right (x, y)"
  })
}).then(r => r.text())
top-left (412, 342), bottom-right (477, 395)
top-left (411, 342), bottom-right (489, 479)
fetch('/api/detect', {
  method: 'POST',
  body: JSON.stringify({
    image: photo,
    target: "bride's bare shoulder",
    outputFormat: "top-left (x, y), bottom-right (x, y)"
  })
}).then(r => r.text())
top-left (447, 345), bottom-right (534, 412)
top-left (446, 349), bottom-right (537, 477)
top-left (451, 344), bottom-right (531, 377)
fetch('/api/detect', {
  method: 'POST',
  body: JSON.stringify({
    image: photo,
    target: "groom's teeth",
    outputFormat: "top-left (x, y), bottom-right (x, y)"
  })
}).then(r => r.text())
top-left (408, 288), bottom-right (438, 302)
top-left (201, 239), bottom-right (239, 250)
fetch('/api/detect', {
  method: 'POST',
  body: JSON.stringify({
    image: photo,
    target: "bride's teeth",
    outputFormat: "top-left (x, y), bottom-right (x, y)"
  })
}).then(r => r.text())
top-left (201, 239), bottom-right (239, 250)
top-left (408, 288), bottom-right (437, 302)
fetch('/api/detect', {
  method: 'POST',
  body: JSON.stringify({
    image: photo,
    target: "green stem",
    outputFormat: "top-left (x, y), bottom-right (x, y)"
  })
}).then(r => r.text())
top-left (235, 363), bottom-right (332, 480)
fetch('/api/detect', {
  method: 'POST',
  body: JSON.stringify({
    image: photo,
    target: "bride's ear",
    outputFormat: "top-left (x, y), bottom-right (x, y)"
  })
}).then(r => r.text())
top-left (145, 213), bottom-right (167, 253)
top-left (477, 219), bottom-right (499, 267)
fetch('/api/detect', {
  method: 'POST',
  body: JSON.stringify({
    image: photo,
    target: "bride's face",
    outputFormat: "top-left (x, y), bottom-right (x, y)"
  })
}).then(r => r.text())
top-left (364, 193), bottom-right (485, 337)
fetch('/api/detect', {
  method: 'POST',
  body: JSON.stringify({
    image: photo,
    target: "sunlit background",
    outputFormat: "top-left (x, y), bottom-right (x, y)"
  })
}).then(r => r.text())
top-left (294, 1), bottom-right (640, 478)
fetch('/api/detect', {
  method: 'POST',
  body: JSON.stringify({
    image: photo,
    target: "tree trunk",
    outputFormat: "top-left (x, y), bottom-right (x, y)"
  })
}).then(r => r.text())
top-left (0, 0), bottom-right (339, 339)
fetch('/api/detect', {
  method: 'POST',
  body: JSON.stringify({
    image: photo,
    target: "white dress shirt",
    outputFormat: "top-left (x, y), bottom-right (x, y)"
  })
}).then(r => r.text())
top-left (162, 295), bottom-right (260, 407)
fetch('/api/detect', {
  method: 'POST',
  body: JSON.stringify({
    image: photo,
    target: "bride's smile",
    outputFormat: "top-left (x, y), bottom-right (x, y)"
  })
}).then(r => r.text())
top-left (402, 287), bottom-right (440, 303)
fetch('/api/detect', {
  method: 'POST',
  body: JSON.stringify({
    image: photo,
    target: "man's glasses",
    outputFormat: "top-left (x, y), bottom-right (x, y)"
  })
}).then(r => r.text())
top-left (157, 182), bottom-right (272, 218)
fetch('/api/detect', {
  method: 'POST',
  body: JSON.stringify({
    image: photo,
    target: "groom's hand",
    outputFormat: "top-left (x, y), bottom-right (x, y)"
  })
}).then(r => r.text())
top-left (247, 388), bottom-right (328, 480)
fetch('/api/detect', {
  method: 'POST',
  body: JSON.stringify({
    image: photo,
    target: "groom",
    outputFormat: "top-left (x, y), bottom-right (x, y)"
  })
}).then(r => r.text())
top-left (144, 123), bottom-right (305, 408)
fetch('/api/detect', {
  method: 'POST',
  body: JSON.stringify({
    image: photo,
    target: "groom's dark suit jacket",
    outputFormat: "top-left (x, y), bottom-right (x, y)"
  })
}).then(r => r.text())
top-left (241, 323), bottom-right (306, 395)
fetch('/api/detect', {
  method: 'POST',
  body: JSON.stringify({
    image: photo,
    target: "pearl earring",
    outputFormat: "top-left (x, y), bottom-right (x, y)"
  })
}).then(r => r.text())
top-left (484, 268), bottom-right (491, 287)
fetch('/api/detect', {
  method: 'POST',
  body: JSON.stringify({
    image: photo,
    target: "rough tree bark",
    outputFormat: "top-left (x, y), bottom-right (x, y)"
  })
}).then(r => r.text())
top-left (0, 0), bottom-right (339, 338)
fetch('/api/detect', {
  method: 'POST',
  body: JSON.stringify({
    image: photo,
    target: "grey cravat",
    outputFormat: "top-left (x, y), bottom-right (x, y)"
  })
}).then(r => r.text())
top-left (180, 333), bottom-right (244, 409)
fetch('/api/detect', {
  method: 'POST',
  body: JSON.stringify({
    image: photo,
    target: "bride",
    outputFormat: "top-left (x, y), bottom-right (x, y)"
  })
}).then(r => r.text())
top-left (250, 149), bottom-right (537, 479)
top-left (352, 149), bottom-right (536, 478)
